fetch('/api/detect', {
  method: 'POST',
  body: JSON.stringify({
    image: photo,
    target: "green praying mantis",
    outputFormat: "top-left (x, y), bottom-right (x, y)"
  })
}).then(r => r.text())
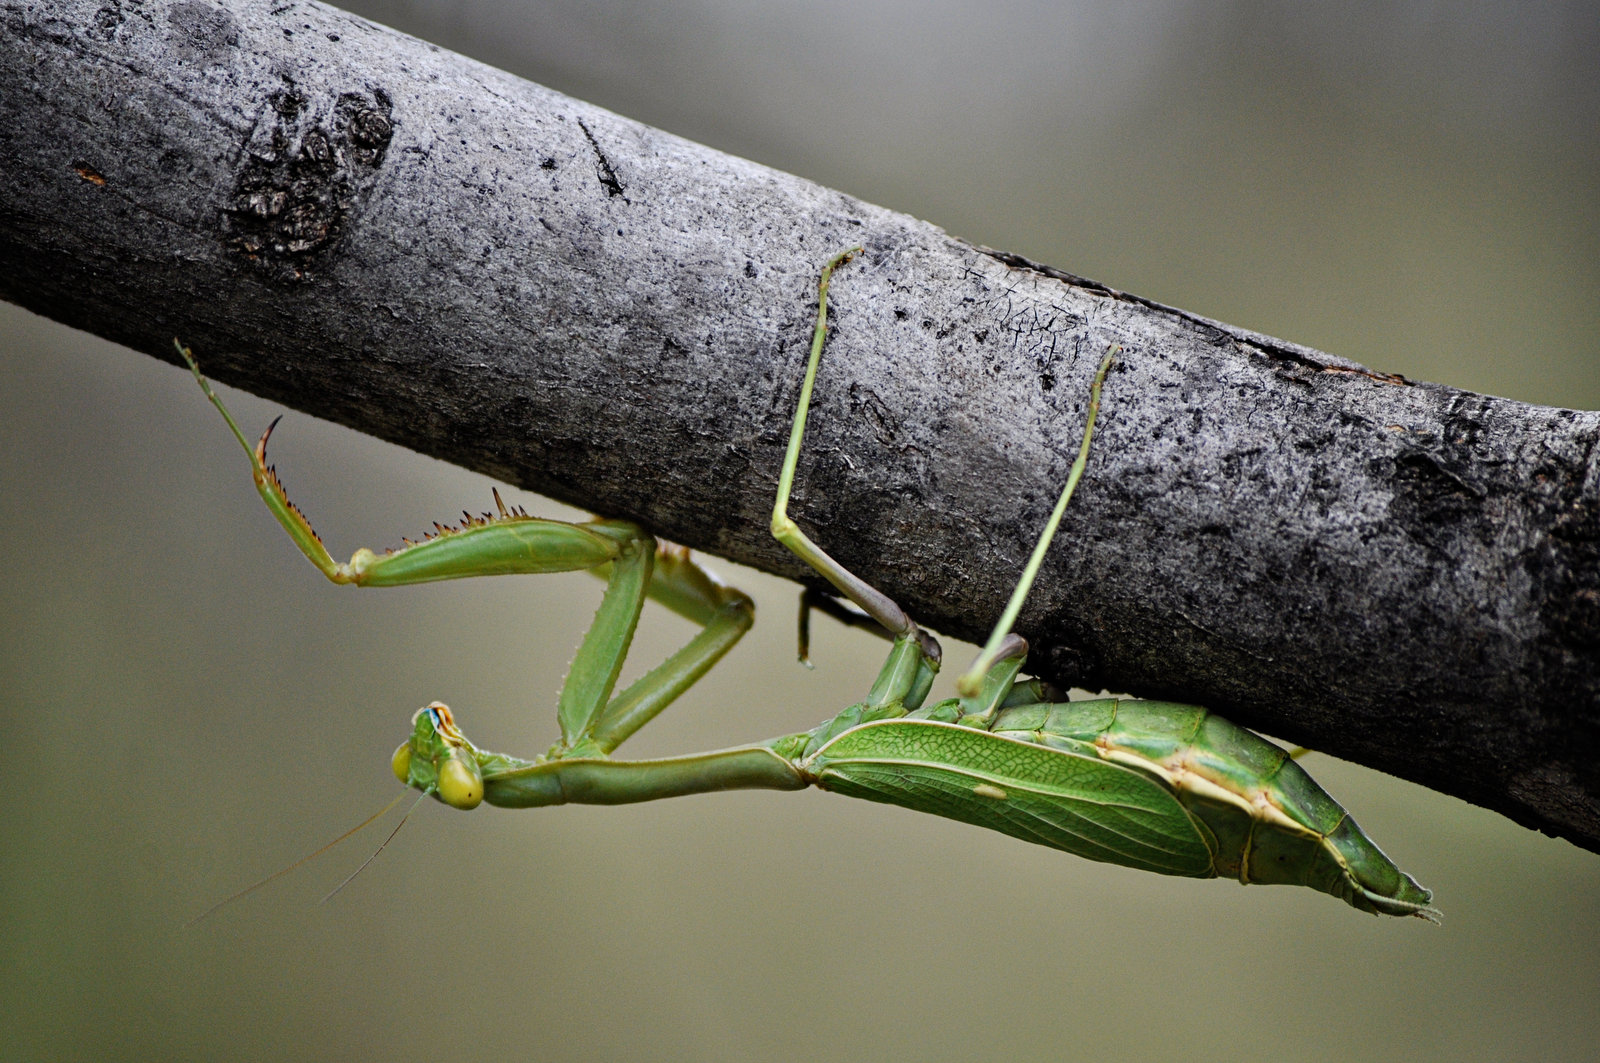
top-left (178, 247), bottom-right (1438, 920)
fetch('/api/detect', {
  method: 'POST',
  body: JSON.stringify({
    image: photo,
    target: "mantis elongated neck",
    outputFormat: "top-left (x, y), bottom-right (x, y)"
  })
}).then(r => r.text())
top-left (481, 745), bottom-right (808, 808)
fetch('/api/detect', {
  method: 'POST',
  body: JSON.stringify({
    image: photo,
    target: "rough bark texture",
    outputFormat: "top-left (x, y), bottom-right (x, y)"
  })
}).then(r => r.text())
top-left (3, 0), bottom-right (1597, 850)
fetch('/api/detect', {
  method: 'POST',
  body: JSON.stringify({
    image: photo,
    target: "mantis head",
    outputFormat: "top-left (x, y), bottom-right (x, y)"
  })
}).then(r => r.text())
top-left (392, 702), bottom-right (485, 810)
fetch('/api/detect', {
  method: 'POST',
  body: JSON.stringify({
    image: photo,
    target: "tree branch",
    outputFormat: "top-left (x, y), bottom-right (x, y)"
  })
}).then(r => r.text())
top-left (3, 0), bottom-right (1597, 849)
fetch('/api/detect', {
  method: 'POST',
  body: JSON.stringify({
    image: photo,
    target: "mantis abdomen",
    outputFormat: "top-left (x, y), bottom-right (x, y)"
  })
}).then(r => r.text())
top-left (806, 697), bottom-right (1437, 919)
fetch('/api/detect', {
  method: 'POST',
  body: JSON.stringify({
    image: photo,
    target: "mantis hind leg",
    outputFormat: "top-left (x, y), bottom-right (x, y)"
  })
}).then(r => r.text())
top-left (769, 253), bottom-right (1117, 716)
top-left (955, 344), bottom-right (1116, 699)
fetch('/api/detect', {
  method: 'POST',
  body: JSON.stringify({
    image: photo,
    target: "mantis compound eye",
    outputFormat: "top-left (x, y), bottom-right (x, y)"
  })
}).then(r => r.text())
top-left (437, 752), bottom-right (484, 810)
top-left (391, 741), bottom-right (412, 784)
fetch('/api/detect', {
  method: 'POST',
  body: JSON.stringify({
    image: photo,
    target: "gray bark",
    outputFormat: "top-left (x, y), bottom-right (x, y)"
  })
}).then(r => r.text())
top-left (3, 0), bottom-right (1597, 850)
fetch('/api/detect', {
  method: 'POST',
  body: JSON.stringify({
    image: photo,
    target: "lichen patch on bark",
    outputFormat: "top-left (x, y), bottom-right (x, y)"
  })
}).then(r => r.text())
top-left (222, 83), bottom-right (393, 281)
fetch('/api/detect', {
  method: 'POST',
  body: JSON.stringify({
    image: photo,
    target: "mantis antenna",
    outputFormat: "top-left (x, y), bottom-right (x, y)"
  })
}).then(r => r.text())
top-left (184, 792), bottom-right (407, 927)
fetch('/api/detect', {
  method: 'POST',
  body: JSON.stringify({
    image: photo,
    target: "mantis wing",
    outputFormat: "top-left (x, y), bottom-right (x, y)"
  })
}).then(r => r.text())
top-left (806, 720), bottom-right (1216, 877)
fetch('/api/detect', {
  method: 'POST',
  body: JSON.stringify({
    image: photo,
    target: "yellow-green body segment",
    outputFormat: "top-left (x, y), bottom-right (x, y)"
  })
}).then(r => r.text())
top-left (806, 694), bottom-right (1434, 918)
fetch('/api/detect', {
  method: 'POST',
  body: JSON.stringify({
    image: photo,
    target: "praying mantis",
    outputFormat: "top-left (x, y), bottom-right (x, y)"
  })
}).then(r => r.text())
top-left (178, 247), bottom-right (1437, 920)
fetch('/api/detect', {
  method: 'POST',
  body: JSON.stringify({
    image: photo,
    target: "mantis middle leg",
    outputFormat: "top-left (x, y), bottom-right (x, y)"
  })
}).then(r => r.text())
top-left (767, 248), bottom-right (1116, 718)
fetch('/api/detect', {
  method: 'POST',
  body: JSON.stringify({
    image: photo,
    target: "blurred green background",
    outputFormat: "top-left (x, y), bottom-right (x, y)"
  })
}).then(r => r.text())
top-left (3, 2), bottom-right (1597, 1060)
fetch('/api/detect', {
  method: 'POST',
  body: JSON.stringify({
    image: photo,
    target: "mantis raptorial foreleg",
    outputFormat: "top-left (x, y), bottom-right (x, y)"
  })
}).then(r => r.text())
top-left (178, 341), bottom-right (753, 773)
top-left (185, 248), bottom-right (1436, 920)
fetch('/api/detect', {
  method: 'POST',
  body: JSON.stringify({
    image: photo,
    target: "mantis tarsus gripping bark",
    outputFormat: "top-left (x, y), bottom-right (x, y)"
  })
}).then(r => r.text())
top-left (179, 248), bottom-right (1438, 920)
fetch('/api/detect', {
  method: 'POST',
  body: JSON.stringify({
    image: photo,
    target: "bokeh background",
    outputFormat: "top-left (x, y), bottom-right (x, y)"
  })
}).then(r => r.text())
top-left (4, 2), bottom-right (1597, 1060)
